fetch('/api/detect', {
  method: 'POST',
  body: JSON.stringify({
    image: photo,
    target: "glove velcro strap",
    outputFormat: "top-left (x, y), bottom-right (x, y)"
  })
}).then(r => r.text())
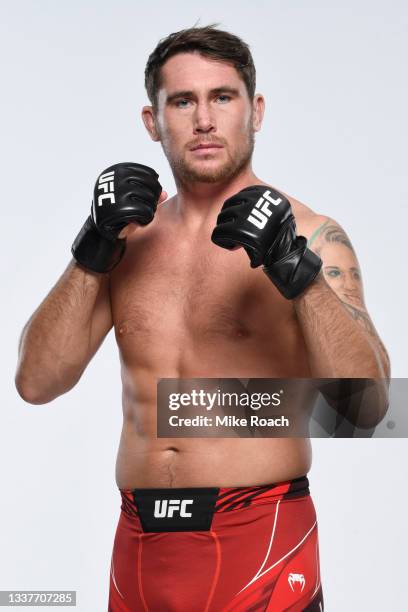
top-left (262, 236), bottom-right (322, 299)
top-left (71, 216), bottom-right (126, 274)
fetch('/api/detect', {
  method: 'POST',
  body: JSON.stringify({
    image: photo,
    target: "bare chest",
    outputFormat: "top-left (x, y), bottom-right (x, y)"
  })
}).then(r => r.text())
top-left (109, 226), bottom-right (309, 376)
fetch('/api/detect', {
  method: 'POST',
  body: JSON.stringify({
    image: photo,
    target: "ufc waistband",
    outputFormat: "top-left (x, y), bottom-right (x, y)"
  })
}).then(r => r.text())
top-left (120, 475), bottom-right (311, 532)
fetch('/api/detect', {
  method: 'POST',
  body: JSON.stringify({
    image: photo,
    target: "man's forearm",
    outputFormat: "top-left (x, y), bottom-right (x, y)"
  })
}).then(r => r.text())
top-left (15, 259), bottom-right (106, 403)
top-left (293, 272), bottom-right (388, 378)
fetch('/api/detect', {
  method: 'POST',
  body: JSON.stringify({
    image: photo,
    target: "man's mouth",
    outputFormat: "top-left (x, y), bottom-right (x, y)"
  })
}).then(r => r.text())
top-left (190, 143), bottom-right (224, 151)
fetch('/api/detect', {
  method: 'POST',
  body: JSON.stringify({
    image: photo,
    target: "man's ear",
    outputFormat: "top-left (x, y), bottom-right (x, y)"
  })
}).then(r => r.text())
top-left (252, 94), bottom-right (265, 132)
top-left (142, 106), bottom-right (160, 142)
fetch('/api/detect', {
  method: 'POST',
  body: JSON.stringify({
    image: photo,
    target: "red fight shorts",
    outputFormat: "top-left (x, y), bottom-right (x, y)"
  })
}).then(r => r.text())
top-left (109, 475), bottom-right (324, 611)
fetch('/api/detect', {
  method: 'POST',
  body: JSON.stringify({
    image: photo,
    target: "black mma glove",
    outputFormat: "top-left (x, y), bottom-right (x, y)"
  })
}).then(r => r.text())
top-left (211, 185), bottom-right (322, 299)
top-left (72, 162), bottom-right (162, 273)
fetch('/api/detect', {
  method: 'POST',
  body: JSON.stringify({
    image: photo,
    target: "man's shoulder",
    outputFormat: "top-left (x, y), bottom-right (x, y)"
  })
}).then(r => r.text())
top-left (281, 191), bottom-right (331, 241)
top-left (282, 190), bottom-right (357, 254)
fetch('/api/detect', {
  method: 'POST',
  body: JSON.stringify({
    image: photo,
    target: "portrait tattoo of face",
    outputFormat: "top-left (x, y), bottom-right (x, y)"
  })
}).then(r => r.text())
top-left (312, 223), bottom-right (365, 310)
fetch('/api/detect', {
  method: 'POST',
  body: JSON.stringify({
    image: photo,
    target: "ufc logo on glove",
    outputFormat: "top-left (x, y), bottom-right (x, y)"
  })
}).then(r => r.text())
top-left (247, 189), bottom-right (282, 229)
top-left (97, 170), bottom-right (115, 206)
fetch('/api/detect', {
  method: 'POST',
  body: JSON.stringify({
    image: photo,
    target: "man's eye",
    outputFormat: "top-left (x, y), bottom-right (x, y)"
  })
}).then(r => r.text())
top-left (175, 99), bottom-right (191, 108)
top-left (217, 95), bottom-right (231, 103)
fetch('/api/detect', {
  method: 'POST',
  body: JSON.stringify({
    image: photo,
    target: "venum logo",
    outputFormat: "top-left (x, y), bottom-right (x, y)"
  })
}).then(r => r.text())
top-left (154, 499), bottom-right (193, 518)
top-left (97, 170), bottom-right (115, 206)
top-left (247, 189), bottom-right (282, 229)
top-left (287, 572), bottom-right (306, 592)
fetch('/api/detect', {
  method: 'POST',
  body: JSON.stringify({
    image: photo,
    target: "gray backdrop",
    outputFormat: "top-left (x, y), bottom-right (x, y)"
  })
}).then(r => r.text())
top-left (1, 1), bottom-right (407, 610)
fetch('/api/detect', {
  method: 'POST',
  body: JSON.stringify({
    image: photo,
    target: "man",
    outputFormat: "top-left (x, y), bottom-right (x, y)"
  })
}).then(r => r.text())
top-left (15, 24), bottom-right (389, 611)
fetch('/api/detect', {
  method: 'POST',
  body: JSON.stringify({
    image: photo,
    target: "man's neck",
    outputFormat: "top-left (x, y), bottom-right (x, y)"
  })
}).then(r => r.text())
top-left (172, 167), bottom-right (264, 230)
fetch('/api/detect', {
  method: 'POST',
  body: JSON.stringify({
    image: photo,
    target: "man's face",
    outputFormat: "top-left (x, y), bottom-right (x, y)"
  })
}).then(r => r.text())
top-left (150, 52), bottom-right (261, 184)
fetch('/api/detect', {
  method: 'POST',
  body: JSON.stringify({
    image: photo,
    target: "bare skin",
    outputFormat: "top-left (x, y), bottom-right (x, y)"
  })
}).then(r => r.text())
top-left (112, 194), bottom-right (318, 489)
top-left (15, 52), bottom-right (390, 490)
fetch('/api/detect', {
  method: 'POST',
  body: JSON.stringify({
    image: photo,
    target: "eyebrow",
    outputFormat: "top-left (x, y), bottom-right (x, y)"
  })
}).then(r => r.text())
top-left (165, 86), bottom-right (240, 104)
top-left (324, 265), bottom-right (360, 272)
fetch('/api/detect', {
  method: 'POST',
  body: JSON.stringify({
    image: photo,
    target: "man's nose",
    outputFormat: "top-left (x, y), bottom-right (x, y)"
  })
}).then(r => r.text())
top-left (193, 102), bottom-right (216, 133)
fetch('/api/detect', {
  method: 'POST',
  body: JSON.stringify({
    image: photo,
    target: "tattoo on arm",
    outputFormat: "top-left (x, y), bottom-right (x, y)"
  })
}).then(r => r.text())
top-left (342, 302), bottom-right (375, 334)
top-left (308, 218), bottom-right (390, 371)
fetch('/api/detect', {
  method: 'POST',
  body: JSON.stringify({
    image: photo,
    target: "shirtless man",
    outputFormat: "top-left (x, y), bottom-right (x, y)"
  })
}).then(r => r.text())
top-left (15, 25), bottom-right (390, 612)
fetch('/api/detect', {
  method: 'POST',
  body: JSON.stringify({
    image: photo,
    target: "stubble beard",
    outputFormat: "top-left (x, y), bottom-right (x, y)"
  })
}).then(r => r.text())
top-left (161, 127), bottom-right (256, 185)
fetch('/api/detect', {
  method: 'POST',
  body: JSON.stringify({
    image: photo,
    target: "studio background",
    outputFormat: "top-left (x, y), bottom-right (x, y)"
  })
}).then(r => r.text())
top-left (1, 1), bottom-right (407, 610)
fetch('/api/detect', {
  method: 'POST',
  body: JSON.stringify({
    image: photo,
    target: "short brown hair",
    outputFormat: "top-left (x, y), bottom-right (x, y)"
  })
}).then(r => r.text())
top-left (144, 23), bottom-right (256, 111)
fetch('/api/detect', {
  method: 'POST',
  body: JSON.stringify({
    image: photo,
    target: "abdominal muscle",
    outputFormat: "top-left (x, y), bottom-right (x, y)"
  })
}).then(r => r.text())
top-left (115, 367), bottom-right (313, 490)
